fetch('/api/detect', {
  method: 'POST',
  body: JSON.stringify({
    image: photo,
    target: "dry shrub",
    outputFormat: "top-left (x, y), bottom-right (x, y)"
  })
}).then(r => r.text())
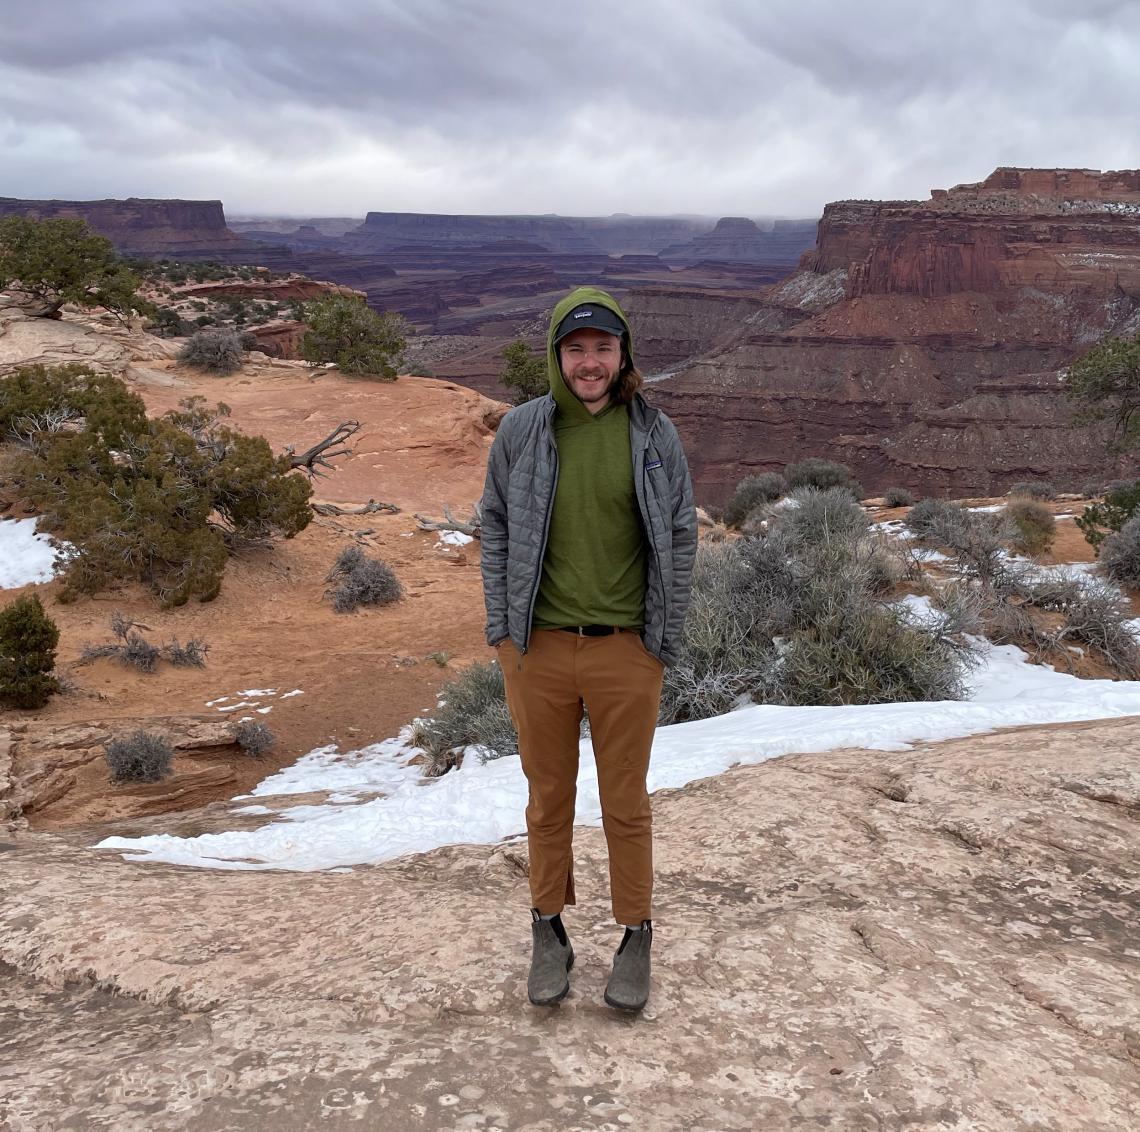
top-left (326, 546), bottom-right (404, 613)
top-left (416, 660), bottom-right (517, 774)
top-left (1100, 514), bottom-right (1140, 590)
top-left (658, 527), bottom-right (974, 724)
top-left (178, 329), bottom-right (244, 375)
top-left (1008, 481), bottom-right (1056, 501)
top-left (723, 472), bottom-right (786, 527)
top-left (1005, 498), bottom-right (1056, 557)
top-left (233, 719), bottom-right (275, 757)
top-left (883, 486), bottom-right (915, 507)
top-left (105, 730), bottom-right (174, 783)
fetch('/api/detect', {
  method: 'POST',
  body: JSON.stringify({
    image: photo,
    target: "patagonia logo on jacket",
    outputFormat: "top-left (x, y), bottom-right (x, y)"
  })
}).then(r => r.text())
top-left (645, 459), bottom-right (663, 470)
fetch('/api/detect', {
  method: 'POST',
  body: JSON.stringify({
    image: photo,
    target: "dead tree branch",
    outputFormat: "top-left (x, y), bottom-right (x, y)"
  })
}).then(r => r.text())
top-left (414, 503), bottom-right (482, 538)
top-left (312, 499), bottom-right (400, 517)
top-left (286, 421), bottom-right (362, 477)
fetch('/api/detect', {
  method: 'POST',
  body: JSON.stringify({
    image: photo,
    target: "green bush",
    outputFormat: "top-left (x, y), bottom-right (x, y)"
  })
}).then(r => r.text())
top-left (7, 370), bottom-right (312, 606)
top-left (0, 363), bottom-right (146, 446)
top-left (723, 472), bottom-right (786, 527)
top-left (1076, 479), bottom-right (1140, 549)
top-left (1100, 514), bottom-right (1140, 590)
top-left (784, 457), bottom-right (863, 498)
top-left (0, 215), bottom-right (147, 320)
top-left (882, 486), bottom-right (915, 507)
top-left (104, 730), bottom-right (173, 783)
top-left (325, 546), bottom-right (404, 612)
top-left (416, 660), bottom-right (517, 774)
top-left (178, 329), bottom-right (245, 375)
top-left (1064, 333), bottom-right (1140, 452)
top-left (1005, 498), bottom-right (1056, 556)
top-left (300, 294), bottom-right (407, 378)
top-left (1008, 480), bottom-right (1056, 501)
top-left (0, 594), bottom-right (60, 709)
top-left (500, 339), bottom-right (546, 404)
top-left (147, 307), bottom-right (189, 338)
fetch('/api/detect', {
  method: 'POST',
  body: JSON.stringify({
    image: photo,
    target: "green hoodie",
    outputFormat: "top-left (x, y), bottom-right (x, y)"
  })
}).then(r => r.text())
top-left (531, 287), bottom-right (648, 631)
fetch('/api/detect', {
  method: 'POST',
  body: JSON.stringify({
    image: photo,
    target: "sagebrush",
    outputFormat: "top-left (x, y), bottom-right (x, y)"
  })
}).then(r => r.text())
top-left (104, 730), bottom-right (174, 783)
top-left (178, 329), bottom-right (245, 375)
top-left (326, 546), bottom-right (404, 612)
top-left (1100, 514), bottom-right (1140, 589)
top-left (1005, 498), bottom-right (1056, 557)
top-left (658, 526), bottom-right (973, 725)
top-left (1008, 481), bottom-right (1056, 501)
top-left (233, 719), bottom-right (275, 757)
top-left (415, 660), bottom-right (517, 774)
top-left (723, 472), bottom-right (786, 527)
top-left (784, 457), bottom-right (863, 498)
top-left (883, 486), bottom-right (915, 507)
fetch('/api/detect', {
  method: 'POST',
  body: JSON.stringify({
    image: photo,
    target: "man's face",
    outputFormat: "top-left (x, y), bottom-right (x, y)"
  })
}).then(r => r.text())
top-left (558, 327), bottom-right (623, 415)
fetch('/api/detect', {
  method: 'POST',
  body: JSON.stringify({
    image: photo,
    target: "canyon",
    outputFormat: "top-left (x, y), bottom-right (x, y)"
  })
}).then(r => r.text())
top-left (644, 168), bottom-right (1140, 501)
top-left (3, 169), bottom-right (1139, 500)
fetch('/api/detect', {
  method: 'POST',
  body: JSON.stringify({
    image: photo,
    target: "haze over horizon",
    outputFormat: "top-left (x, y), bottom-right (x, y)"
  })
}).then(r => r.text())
top-left (2, 0), bottom-right (1138, 219)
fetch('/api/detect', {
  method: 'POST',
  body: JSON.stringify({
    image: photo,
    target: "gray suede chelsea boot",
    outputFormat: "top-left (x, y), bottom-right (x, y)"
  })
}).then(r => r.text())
top-left (604, 920), bottom-right (652, 1011)
top-left (528, 910), bottom-right (574, 1006)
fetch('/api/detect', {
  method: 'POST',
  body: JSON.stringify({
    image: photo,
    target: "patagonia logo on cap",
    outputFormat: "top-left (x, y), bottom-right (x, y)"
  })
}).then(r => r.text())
top-left (573, 310), bottom-right (592, 319)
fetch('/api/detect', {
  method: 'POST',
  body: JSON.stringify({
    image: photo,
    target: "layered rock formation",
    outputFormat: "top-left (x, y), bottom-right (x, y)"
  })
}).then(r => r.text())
top-left (0, 197), bottom-right (244, 256)
top-left (660, 216), bottom-right (817, 267)
top-left (342, 211), bottom-right (606, 255)
top-left (644, 168), bottom-right (1140, 501)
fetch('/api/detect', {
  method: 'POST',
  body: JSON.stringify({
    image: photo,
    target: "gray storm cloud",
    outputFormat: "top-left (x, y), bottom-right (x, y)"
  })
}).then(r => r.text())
top-left (1, 0), bottom-right (1138, 216)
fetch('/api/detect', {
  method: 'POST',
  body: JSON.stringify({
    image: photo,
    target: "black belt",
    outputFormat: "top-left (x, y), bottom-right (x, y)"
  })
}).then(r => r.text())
top-left (559, 624), bottom-right (621, 637)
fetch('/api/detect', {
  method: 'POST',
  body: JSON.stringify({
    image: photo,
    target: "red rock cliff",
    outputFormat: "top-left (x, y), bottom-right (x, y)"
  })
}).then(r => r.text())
top-left (644, 168), bottom-right (1140, 501)
top-left (0, 197), bottom-right (244, 255)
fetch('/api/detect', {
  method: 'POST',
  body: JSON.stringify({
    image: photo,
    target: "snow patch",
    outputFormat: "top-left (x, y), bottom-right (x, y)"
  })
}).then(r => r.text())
top-left (95, 639), bottom-right (1140, 873)
top-left (0, 518), bottom-right (60, 588)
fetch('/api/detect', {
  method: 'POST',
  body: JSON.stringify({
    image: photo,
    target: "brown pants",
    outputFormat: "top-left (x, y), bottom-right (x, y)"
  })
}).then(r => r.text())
top-left (500, 628), bottom-right (664, 925)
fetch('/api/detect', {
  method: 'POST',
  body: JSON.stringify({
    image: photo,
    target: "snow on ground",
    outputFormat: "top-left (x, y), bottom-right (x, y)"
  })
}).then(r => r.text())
top-left (436, 530), bottom-right (474, 548)
top-left (95, 636), bottom-right (1140, 873)
top-left (205, 687), bottom-right (297, 714)
top-left (0, 518), bottom-right (59, 588)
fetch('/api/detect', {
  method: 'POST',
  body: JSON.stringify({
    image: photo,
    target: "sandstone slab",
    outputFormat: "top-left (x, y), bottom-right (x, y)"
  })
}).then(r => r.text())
top-left (2, 718), bottom-right (1138, 1129)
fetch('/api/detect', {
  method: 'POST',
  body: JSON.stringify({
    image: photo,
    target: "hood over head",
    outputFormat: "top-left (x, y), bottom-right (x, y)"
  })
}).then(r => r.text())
top-left (546, 286), bottom-right (635, 421)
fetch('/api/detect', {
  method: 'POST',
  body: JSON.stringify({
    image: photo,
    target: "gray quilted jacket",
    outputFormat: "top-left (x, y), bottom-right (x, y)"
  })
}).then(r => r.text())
top-left (480, 390), bottom-right (697, 665)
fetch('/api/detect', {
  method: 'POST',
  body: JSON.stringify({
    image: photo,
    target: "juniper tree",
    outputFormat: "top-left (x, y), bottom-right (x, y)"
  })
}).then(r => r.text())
top-left (0, 215), bottom-right (147, 321)
top-left (300, 294), bottom-right (407, 378)
top-left (0, 594), bottom-right (60, 709)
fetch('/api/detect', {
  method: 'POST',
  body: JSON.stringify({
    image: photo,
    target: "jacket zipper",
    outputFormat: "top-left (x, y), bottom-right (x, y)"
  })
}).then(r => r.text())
top-left (522, 420), bottom-right (559, 654)
top-left (633, 418), bottom-right (669, 653)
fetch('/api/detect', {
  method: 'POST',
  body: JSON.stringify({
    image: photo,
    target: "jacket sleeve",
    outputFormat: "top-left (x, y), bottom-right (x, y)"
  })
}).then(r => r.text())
top-left (661, 417), bottom-right (698, 666)
top-left (480, 419), bottom-right (512, 646)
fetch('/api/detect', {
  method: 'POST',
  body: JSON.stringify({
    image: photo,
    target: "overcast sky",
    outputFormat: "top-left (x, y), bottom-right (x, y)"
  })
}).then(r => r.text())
top-left (2, 0), bottom-right (1138, 220)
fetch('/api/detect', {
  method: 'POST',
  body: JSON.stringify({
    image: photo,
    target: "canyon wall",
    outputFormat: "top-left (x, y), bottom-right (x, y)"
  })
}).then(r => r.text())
top-left (642, 168), bottom-right (1140, 502)
top-left (0, 197), bottom-right (243, 255)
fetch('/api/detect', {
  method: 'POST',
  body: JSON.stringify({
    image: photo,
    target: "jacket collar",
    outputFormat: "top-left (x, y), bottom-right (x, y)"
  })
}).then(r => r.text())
top-left (539, 390), bottom-right (659, 434)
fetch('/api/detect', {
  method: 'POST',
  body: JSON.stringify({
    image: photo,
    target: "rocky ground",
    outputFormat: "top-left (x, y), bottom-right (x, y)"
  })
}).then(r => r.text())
top-left (3, 718), bottom-right (1139, 1130)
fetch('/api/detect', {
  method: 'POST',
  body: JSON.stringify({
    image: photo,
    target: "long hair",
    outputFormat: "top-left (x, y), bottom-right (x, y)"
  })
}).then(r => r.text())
top-left (612, 347), bottom-right (644, 406)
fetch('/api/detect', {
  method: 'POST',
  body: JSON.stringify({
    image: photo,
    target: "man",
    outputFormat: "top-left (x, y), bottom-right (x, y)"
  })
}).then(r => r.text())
top-left (480, 286), bottom-right (697, 1011)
